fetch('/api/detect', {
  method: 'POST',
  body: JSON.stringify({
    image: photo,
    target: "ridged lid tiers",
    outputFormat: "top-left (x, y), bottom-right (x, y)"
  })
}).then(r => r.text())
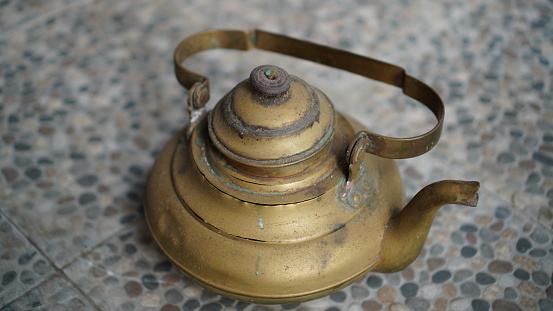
top-left (209, 65), bottom-right (334, 166)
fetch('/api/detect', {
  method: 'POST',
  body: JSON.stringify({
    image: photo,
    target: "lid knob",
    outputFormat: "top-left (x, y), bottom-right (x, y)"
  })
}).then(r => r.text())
top-left (249, 65), bottom-right (291, 97)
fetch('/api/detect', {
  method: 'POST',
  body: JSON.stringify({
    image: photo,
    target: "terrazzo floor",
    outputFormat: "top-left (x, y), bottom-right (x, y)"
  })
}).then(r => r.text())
top-left (1, 0), bottom-right (552, 310)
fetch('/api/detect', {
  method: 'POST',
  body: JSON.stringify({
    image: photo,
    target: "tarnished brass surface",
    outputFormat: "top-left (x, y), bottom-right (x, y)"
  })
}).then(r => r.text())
top-left (209, 67), bottom-right (334, 165)
top-left (375, 180), bottom-right (480, 273)
top-left (174, 29), bottom-right (444, 159)
top-left (145, 29), bottom-right (480, 304)
top-left (146, 114), bottom-right (405, 303)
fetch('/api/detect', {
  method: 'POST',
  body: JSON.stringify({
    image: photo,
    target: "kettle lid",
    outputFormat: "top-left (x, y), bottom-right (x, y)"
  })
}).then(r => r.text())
top-left (208, 65), bottom-right (335, 167)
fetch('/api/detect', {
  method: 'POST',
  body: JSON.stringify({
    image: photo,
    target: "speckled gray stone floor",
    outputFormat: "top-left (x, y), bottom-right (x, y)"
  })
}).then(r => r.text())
top-left (1, 0), bottom-right (552, 310)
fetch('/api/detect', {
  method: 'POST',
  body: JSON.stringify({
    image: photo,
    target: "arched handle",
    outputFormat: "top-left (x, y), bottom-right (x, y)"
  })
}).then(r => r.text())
top-left (174, 29), bottom-right (443, 158)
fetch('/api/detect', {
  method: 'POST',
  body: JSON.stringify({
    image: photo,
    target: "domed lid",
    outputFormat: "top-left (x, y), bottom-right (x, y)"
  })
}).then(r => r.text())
top-left (209, 65), bottom-right (335, 167)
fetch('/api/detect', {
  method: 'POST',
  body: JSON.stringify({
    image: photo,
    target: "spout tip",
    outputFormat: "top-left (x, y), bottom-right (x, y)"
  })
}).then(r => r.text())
top-left (458, 192), bottom-right (479, 207)
top-left (455, 181), bottom-right (480, 207)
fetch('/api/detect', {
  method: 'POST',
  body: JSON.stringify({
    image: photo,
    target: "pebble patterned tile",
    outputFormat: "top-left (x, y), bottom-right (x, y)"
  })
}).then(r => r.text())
top-left (0, 0), bottom-right (552, 310)
top-left (421, 0), bottom-right (553, 229)
top-left (0, 0), bottom-right (184, 268)
top-left (0, 0), bottom-right (84, 35)
top-left (1, 274), bottom-right (96, 310)
top-left (0, 212), bottom-right (54, 307)
top-left (63, 220), bottom-right (194, 311)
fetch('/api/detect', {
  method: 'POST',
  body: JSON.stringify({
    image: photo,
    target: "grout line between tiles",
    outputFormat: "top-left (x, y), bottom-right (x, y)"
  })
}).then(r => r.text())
top-left (0, 275), bottom-right (45, 309)
top-left (0, 203), bottom-right (143, 309)
top-left (58, 218), bottom-right (140, 272)
top-left (58, 271), bottom-right (103, 311)
top-left (1, 271), bottom-right (104, 311)
top-left (0, 208), bottom-right (101, 309)
top-left (56, 219), bottom-right (145, 310)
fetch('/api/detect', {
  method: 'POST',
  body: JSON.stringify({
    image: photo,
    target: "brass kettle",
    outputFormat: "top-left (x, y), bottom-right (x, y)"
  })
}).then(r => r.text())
top-left (145, 29), bottom-right (480, 304)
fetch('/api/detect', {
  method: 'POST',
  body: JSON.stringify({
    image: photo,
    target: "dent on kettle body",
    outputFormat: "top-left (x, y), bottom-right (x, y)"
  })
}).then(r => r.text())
top-left (144, 29), bottom-right (480, 304)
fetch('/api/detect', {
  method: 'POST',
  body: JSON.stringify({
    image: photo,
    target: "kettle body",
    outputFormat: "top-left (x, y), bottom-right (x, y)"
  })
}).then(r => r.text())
top-left (144, 29), bottom-right (479, 304)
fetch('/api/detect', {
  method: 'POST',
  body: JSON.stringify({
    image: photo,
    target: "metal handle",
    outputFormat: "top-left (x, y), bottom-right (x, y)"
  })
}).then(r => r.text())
top-left (174, 29), bottom-right (444, 159)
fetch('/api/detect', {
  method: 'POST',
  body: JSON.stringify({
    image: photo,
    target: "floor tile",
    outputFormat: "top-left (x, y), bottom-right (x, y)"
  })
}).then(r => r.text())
top-left (64, 220), bottom-right (197, 311)
top-left (0, 0), bottom-right (81, 36)
top-left (0, 212), bottom-right (55, 307)
top-left (0, 274), bottom-right (96, 311)
top-left (0, 0), bottom-right (178, 268)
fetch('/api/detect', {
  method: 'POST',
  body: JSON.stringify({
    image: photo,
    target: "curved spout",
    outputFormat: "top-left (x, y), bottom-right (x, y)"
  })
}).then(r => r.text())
top-left (374, 180), bottom-right (480, 273)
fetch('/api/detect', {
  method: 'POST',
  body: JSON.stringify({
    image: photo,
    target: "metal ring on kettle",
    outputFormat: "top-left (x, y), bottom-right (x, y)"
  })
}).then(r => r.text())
top-left (173, 29), bottom-right (444, 160)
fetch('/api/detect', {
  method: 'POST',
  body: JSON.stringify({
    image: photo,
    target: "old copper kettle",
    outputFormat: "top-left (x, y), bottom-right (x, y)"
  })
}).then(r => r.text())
top-left (145, 29), bottom-right (480, 304)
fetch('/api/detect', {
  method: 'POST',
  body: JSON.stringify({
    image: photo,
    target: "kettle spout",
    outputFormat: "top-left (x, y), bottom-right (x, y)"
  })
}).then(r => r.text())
top-left (373, 180), bottom-right (480, 273)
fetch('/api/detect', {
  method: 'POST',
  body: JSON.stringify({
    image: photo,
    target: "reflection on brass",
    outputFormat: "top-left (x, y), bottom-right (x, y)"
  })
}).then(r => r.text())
top-left (145, 29), bottom-right (480, 304)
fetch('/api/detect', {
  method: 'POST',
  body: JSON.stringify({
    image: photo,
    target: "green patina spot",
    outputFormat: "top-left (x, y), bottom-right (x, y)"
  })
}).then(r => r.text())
top-left (264, 69), bottom-right (273, 77)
